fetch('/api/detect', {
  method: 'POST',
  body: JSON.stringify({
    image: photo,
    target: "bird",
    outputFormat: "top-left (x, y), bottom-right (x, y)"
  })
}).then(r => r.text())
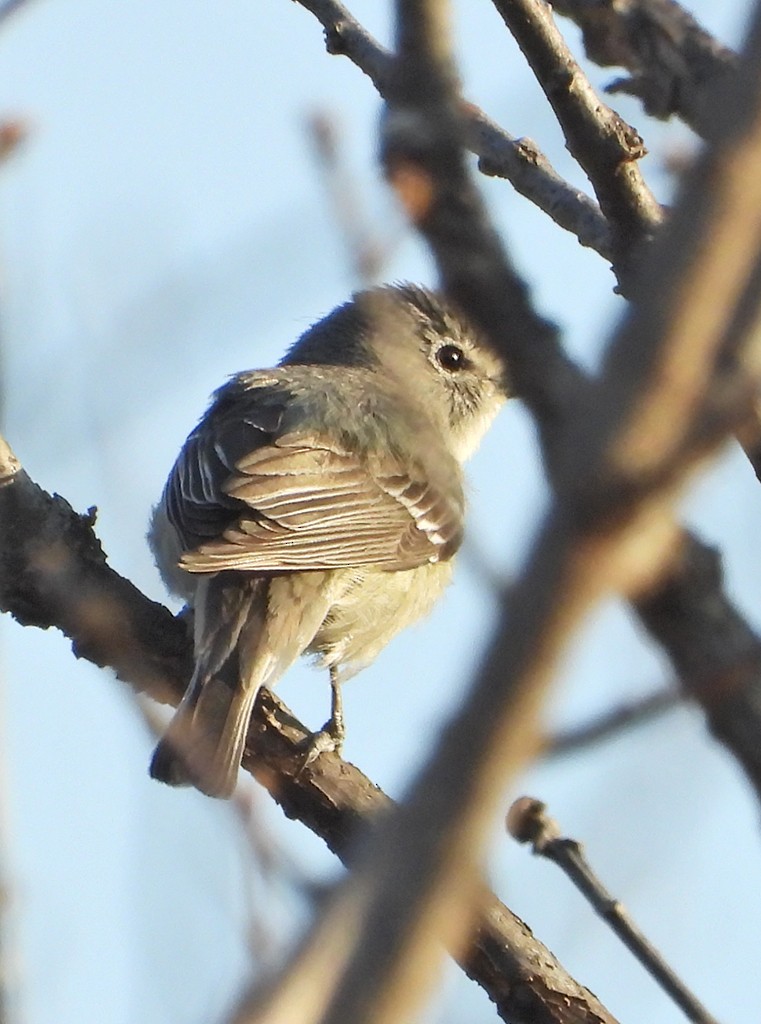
top-left (148, 284), bottom-right (508, 798)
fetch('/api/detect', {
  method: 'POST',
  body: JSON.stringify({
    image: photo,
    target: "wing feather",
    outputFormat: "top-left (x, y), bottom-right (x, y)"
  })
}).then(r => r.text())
top-left (166, 375), bottom-right (464, 575)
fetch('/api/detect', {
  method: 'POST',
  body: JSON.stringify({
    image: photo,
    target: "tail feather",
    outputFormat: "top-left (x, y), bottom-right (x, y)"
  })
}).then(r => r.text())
top-left (150, 656), bottom-right (260, 798)
top-left (151, 571), bottom-right (336, 798)
top-left (151, 573), bottom-right (268, 799)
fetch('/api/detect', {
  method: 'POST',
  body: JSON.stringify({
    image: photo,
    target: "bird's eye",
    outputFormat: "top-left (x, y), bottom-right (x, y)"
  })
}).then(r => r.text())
top-left (435, 344), bottom-right (467, 372)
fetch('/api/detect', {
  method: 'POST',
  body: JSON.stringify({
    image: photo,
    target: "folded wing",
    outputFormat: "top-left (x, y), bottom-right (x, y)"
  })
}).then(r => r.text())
top-left (166, 379), bottom-right (464, 574)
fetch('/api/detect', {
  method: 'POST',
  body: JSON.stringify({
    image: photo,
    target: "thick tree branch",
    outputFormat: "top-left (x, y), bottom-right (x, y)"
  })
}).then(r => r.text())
top-left (551, 0), bottom-right (739, 140)
top-left (636, 542), bottom-right (761, 790)
top-left (0, 437), bottom-right (191, 703)
top-left (0, 436), bottom-right (619, 1024)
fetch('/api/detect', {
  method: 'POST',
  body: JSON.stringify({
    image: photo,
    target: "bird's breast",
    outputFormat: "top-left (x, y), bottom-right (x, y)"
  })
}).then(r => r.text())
top-left (308, 559), bottom-right (455, 680)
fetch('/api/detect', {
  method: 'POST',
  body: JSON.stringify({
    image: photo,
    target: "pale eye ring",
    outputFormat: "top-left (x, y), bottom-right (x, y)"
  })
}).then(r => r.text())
top-left (435, 343), bottom-right (467, 372)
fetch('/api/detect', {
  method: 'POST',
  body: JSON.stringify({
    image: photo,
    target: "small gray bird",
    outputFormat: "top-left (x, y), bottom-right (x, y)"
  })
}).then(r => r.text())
top-left (149, 284), bottom-right (507, 798)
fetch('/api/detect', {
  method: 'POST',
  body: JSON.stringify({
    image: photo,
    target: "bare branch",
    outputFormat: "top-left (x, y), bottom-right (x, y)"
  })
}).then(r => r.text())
top-left (0, 435), bottom-right (620, 1024)
top-left (491, 0), bottom-right (663, 290)
top-left (636, 541), bottom-right (761, 791)
top-left (0, 437), bottom-right (191, 705)
top-left (551, 0), bottom-right (739, 139)
top-left (306, 109), bottom-right (390, 284)
top-left (467, 105), bottom-right (615, 259)
top-left (508, 797), bottom-right (721, 1024)
top-left (543, 686), bottom-right (681, 758)
top-left (293, 0), bottom-right (615, 259)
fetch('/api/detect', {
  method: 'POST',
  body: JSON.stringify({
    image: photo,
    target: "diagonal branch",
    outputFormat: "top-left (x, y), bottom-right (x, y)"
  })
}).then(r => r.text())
top-left (491, 0), bottom-right (663, 291)
top-left (543, 686), bottom-right (681, 757)
top-left (0, 435), bottom-right (620, 1024)
top-left (508, 798), bottom-right (721, 1024)
top-left (0, 438), bottom-right (192, 703)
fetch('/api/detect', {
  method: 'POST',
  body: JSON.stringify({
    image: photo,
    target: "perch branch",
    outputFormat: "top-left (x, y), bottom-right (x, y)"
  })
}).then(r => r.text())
top-left (0, 434), bottom-right (619, 1024)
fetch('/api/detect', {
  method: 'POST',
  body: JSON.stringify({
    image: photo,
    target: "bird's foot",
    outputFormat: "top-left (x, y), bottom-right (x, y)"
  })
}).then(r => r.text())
top-left (302, 723), bottom-right (343, 767)
top-left (302, 672), bottom-right (345, 768)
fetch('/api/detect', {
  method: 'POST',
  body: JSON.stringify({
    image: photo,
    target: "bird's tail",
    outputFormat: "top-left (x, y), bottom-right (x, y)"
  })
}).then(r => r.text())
top-left (149, 662), bottom-right (263, 799)
top-left (150, 571), bottom-right (334, 798)
top-left (150, 573), bottom-right (273, 799)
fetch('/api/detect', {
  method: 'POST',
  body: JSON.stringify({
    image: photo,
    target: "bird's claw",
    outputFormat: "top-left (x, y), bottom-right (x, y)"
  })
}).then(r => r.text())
top-left (302, 717), bottom-right (344, 769)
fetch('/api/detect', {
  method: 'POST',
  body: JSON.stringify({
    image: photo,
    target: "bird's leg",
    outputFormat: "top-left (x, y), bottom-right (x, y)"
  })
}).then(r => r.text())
top-left (327, 665), bottom-right (345, 745)
top-left (304, 666), bottom-right (345, 765)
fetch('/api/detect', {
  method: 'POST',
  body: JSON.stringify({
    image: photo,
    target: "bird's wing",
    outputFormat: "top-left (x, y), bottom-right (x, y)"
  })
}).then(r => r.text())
top-left (168, 379), bottom-right (464, 574)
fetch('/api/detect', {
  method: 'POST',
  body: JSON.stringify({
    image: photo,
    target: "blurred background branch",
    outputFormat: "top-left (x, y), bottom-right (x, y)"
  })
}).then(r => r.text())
top-left (542, 686), bottom-right (682, 758)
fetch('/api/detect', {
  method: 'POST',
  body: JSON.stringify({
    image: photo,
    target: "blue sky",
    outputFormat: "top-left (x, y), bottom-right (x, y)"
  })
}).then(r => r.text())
top-left (0, 2), bottom-right (759, 1022)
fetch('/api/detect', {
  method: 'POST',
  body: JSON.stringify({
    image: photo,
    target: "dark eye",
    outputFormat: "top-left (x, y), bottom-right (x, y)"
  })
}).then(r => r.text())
top-left (435, 344), bottom-right (467, 372)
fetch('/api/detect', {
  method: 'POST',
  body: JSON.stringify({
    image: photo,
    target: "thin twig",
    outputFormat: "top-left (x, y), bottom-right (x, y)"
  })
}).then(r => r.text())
top-left (465, 104), bottom-right (615, 260)
top-left (544, 686), bottom-right (682, 758)
top-left (508, 798), bottom-right (722, 1024)
top-left (306, 109), bottom-right (390, 284)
